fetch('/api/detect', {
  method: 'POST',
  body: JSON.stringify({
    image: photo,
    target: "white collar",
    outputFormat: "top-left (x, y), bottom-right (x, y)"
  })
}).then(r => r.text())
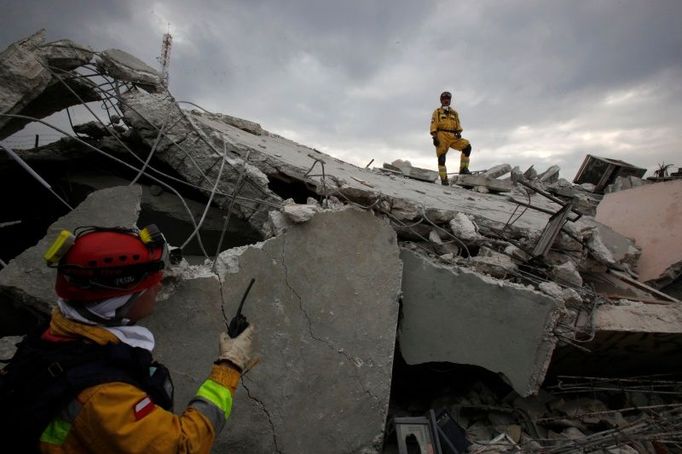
top-left (57, 297), bottom-right (155, 351)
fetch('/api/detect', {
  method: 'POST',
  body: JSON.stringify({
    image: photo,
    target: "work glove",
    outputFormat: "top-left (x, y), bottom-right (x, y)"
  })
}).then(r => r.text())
top-left (432, 135), bottom-right (440, 147)
top-left (217, 325), bottom-right (259, 373)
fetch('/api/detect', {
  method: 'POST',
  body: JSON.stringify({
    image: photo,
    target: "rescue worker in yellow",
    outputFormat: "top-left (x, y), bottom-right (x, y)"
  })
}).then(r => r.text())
top-left (0, 225), bottom-right (258, 453)
top-left (430, 91), bottom-right (473, 185)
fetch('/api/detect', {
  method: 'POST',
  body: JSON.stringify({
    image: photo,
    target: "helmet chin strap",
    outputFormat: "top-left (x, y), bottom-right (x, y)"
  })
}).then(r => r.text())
top-left (71, 292), bottom-right (143, 327)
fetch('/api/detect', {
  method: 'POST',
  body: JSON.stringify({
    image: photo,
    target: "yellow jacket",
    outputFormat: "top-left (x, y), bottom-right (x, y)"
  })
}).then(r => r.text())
top-left (430, 107), bottom-right (463, 135)
top-left (39, 310), bottom-right (240, 454)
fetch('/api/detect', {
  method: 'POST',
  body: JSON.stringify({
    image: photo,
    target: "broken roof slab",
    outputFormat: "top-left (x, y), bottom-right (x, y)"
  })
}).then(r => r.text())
top-left (120, 90), bottom-right (282, 233)
top-left (398, 247), bottom-right (561, 396)
top-left (147, 208), bottom-right (402, 452)
top-left (0, 30), bottom-right (96, 138)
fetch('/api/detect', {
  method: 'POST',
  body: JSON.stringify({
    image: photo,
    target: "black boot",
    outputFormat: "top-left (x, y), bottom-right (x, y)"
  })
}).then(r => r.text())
top-left (459, 167), bottom-right (471, 175)
top-left (441, 178), bottom-right (449, 186)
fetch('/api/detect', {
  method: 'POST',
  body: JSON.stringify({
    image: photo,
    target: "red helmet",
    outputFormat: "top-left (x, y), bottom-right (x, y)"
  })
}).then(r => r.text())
top-left (54, 226), bottom-right (167, 302)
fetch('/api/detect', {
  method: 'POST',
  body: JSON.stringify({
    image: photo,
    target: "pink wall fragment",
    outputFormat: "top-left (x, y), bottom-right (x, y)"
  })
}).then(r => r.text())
top-left (595, 180), bottom-right (682, 284)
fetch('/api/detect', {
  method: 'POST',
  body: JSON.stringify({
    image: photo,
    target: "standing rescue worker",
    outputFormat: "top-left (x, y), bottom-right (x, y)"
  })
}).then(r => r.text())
top-left (430, 91), bottom-right (473, 185)
top-left (0, 225), bottom-right (257, 453)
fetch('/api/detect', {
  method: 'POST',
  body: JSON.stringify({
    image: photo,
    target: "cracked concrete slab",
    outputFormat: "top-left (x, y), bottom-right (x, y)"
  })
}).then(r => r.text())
top-left (147, 208), bottom-right (402, 453)
top-left (398, 247), bottom-right (560, 396)
top-left (0, 185), bottom-right (142, 335)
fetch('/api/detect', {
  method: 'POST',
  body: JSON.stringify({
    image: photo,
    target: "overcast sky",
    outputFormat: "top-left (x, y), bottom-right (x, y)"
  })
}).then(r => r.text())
top-left (2, 0), bottom-right (681, 179)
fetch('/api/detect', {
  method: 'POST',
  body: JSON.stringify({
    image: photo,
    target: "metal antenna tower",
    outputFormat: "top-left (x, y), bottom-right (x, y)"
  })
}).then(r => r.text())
top-left (159, 27), bottom-right (173, 88)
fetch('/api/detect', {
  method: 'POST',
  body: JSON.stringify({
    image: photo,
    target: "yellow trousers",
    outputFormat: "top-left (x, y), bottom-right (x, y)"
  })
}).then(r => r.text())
top-left (435, 131), bottom-right (471, 181)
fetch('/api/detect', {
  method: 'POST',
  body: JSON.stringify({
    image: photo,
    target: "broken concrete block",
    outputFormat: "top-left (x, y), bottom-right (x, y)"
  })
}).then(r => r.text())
top-left (449, 212), bottom-right (479, 242)
top-left (585, 227), bottom-right (617, 266)
top-left (38, 39), bottom-right (93, 70)
top-left (0, 31), bottom-right (52, 131)
top-left (399, 248), bottom-right (560, 396)
top-left (206, 112), bottom-right (264, 135)
top-left (97, 49), bottom-right (162, 90)
top-left (550, 261), bottom-right (583, 288)
top-left (539, 282), bottom-right (564, 301)
top-left (474, 186), bottom-right (490, 194)
top-left (429, 229), bottom-right (443, 244)
top-left (538, 282), bottom-right (581, 304)
top-left (469, 247), bottom-right (517, 278)
top-left (453, 174), bottom-right (512, 192)
top-left (524, 165), bottom-right (538, 180)
top-left (0, 186), bottom-right (142, 335)
top-left (0, 31), bottom-right (99, 139)
top-left (504, 244), bottom-right (529, 262)
top-left (510, 166), bottom-right (523, 184)
top-left (483, 164), bottom-right (512, 179)
top-left (388, 159), bottom-right (438, 182)
top-left (263, 210), bottom-right (293, 238)
top-left (538, 165), bottom-right (560, 184)
top-left (282, 203), bottom-right (319, 224)
top-left (149, 209), bottom-right (402, 452)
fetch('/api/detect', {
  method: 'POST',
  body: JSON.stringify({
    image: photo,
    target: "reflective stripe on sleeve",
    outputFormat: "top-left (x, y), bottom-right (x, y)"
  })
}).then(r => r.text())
top-left (195, 379), bottom-right (233, 419)
top-left (40, 418), bottom-right (72, 445)
top-left (190, 397), bottom-right (227, 432)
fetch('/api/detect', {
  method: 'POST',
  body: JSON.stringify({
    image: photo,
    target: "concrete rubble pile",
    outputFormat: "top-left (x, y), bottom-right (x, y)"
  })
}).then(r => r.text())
top-left (1, 32), bottom-right (681, 453)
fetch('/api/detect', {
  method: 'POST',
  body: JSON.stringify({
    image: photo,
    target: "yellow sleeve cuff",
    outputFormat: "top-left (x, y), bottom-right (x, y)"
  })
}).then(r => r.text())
top-left (209, 364), bottom-right (241, 394)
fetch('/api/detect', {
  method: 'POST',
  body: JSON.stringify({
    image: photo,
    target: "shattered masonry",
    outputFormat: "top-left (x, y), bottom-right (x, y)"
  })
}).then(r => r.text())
top-left (1, 31), bottom-right (681, 453)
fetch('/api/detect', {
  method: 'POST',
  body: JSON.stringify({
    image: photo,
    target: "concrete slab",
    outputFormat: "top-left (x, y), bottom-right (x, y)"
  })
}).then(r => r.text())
top-left (98, 49), bottom-right (162, 90)
top-left (551, 301), bottom-right (682, 376)
top-left (0, 186), bottom-right (142, 335)
top-left (147, 208), bottom-right (402, 453)
top-left (483, 164), bottom-right (512, 179)
top-left (398, 248), bottom-right (560, 396)
top-left (452, 174), bottom-right (513, 193)
top-left (596, 180), bottom-right (682, 286)
top-left (386, 159), bottom-right (438, 182)
top-left (0, 31), bottom-right (97, 139)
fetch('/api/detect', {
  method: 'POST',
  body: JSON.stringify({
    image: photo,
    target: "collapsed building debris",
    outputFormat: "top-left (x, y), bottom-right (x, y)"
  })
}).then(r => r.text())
top-left (399, 247), bottom-right (559, 397)
top-left (573, 154), bottom-right (647, 193)
top-left (1, 31), bottom-right (681, 453)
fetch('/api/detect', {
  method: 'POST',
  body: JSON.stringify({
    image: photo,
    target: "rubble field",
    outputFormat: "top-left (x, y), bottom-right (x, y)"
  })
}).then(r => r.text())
top-left (1, 31), bottom-right (681, 453)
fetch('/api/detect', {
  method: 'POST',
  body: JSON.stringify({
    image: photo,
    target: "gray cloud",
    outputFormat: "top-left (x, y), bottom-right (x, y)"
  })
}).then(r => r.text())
top-left (2, 0), bottom-right (681, 179)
